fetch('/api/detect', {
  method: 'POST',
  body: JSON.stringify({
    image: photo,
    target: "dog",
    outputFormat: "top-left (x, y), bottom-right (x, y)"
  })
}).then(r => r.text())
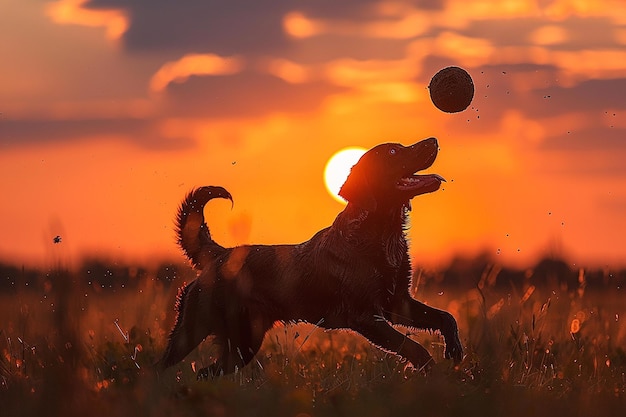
top-left (157, 137), bottom-right (462, 376)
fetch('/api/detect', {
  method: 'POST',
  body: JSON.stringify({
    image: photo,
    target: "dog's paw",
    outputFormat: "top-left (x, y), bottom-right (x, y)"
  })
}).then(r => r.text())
top-left (444, 338), bottom-right (463, 363)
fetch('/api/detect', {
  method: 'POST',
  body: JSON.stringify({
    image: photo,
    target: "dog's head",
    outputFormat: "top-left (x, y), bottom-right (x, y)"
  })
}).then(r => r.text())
top-left (338, 138), bottom-right (444, 212)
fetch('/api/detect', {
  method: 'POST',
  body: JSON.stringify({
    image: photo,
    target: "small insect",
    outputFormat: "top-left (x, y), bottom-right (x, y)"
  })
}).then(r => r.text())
top-left (53, 235), bottom-right (62, 244)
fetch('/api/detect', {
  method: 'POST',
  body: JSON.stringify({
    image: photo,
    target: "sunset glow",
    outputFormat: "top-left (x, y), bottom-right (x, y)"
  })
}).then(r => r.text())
top-left (150, 54), bottom-right (245, 93)
top-left (46, 0), bottom-right (129, 41)
top-left (1, 0), bottom-right (625, 269)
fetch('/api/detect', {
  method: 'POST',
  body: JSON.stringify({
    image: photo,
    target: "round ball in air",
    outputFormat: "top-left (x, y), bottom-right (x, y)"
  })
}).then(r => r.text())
top-left (428, 66), bottom-right (474, 113)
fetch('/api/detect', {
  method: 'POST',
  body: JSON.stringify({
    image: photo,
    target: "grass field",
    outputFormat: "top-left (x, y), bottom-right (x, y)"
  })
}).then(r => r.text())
top-left (1, 256), bottom-right (625, 417)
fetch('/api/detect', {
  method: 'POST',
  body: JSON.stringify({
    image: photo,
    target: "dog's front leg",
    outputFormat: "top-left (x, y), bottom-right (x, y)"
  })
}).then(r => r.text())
top-left (352, 317), bottom-right (433, 371)
top-left (386, 298), bottom-right (463, 363)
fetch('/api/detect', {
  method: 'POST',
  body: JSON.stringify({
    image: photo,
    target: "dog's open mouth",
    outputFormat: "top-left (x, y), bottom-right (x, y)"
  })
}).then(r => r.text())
top-left (397, 173), bottom-right (445, 194)
top-left (395, 140), bottom-right (445, 197)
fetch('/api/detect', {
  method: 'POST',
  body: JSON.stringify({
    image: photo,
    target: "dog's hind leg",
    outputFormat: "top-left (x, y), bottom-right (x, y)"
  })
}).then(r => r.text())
top-left (200, 308), bottom-right (269, 378)
top-left (157, 279), bottom-right (215, 370)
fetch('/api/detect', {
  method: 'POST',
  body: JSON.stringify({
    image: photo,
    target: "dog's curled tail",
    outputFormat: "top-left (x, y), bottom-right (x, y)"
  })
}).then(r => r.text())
top-left (176, 186), bottom-right (233, 269)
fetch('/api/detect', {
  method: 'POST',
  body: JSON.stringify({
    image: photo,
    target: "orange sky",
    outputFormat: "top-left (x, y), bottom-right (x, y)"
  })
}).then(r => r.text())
top-left (1, 0), bottom-right (625, 269)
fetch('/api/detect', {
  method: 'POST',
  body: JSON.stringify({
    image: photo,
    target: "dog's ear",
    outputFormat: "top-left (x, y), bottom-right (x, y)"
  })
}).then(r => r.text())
top-left (338, 165), bottom-right (377, 212)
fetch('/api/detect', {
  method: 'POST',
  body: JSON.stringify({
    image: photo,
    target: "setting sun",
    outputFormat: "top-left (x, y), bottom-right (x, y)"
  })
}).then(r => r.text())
top-left (323, 147), bottom-right (366, 204)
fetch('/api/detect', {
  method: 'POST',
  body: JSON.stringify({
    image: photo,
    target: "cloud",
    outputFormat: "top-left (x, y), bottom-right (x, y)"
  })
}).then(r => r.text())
top-left (0, 118), bottom-right (194, 151)
top-left (283, 9), bottom-right (432, 40)
top-left (83, 0), bottom-right (293, 55)
top-left (463, 16), bottom-right (618, 48)
top-left (324, 57), bottom-right (419, 87)
top-left (75, 0), bottom-right (443, 55)
top-left (161, 71), bottom-right (349, 118)
top-left (295, 0), bottom-right (408, 19)
top-left (264, 59), bottom-right (312, 84)
top-left (275, 34), bottom-right (410, 66)
top-left (528, 25), bottom-right (569, 46)
top-left (539, 127), bottom-right (626, 153)
top-left (47, 0), bottom-right (129, 41)
top-left (525, 77), bottom-right (626, 117)
top-left (150, 54), bottom-right (245, 93)
top-left (36, 0), bottom-right (626, 153)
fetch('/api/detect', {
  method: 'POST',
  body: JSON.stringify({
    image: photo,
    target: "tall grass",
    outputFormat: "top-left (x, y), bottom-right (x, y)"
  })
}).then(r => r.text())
top-left (1, 257), bottom-right (624, 416)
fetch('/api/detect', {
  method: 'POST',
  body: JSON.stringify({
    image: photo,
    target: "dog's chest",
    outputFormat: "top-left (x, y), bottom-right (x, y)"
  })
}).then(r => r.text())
top-left (336, 258), bottom-right (409, 308)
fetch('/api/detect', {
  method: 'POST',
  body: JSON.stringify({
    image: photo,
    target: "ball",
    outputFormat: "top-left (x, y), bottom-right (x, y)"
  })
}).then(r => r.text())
top-left (428, 66), bottom-right (474, 113)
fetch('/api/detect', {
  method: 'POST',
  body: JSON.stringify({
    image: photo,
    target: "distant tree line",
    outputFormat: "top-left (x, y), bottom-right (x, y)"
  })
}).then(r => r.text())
top-left (0, 259), bottom-right (197, 294)
top-left (419, 255), bottom-right (626, 295)
top-left (0, 255), bottom-right (624, 295)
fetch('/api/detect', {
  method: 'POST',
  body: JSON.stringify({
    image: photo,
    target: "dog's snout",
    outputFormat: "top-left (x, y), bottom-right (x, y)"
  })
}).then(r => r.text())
top-left (410, 137), bottom-right (438, 150)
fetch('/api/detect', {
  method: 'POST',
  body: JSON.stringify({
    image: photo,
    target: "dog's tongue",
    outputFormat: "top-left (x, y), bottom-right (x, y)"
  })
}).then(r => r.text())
top-left (398, 173), bottom-right (445, 191)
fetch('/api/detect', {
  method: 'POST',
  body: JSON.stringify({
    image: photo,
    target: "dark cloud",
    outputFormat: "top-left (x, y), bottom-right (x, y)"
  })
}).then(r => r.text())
top-left (529, 78), bottom-right (626, 117)
top-left (539, 127), bottom-right (626, 153)
top-left (0, 118), bottom-right (194, 151)
top-left (83, 0), bottom-right (384, 56)
top-left (161, 71), bottom-right (349, 118)
top-left (463, 16), bottom-right (617, 49)
top-left (459, 18), bottom-right (546, 47)
top-left (293, 0), bottom-right (383, 19)
top-left (409, 0), bottom-right (445, 11)
top-left (289, 35), bottom-right (409, 64)
top-left (85, 0), bottom-right (293, 55)
top-left (295, 0), bottom-right (444, 19)
top-left (564, 17), bottom-right (619, 50)
top-left (83, 0), bottom-right (443, 57)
